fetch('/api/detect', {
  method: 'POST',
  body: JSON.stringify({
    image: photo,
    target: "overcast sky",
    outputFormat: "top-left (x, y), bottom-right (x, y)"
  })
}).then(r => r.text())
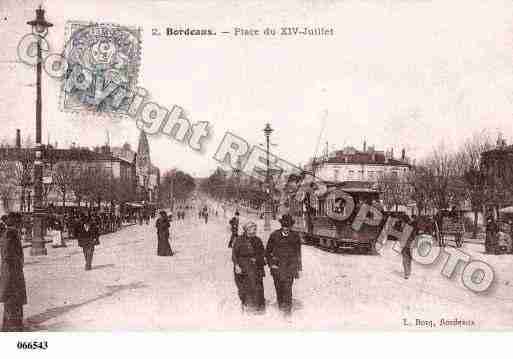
top-left (2, 0), bottom-right (513, 176)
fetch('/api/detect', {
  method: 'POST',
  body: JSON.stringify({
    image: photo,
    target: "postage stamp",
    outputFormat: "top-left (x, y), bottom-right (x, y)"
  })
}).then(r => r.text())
top-left (60, 21), bottom-right (142, 117)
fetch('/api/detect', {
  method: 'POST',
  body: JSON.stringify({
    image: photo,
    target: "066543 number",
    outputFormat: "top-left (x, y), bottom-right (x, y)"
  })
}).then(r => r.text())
top-left (17, 341), bottom-right (48, 350)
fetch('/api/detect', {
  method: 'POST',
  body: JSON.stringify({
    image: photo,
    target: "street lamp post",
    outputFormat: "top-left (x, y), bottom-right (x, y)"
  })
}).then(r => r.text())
top-left (263, 123), bottom-right (273, 231)
top-left (234, 157), bottom-right (242, 212)
top-left (170, 170), bottom-right (176, 212)
top-left (28, 6), bottom-right (53, 256)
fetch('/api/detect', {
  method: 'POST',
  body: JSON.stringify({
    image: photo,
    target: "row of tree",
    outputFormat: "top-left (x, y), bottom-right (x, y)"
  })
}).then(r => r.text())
top-left (378, 131), bottom-right (513, 235)
top-left (51, 162), bottom-right (135, 208)
top-left (0, 143), bottom-right (198, 214)
top-left (199, 168), bottom-right (270, 209)
top-left (159, 169), bottom-right (196, 208)
top-left (0, 158), bottom-right (136, 212)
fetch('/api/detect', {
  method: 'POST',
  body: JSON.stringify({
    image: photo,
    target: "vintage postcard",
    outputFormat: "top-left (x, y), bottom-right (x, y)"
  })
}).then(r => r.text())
top-left (1, 0), bottom-right (513, 345)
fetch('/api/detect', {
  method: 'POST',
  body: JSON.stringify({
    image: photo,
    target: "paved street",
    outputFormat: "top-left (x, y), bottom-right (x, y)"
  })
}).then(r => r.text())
top-left (3, 213), bottom-right (513, 330)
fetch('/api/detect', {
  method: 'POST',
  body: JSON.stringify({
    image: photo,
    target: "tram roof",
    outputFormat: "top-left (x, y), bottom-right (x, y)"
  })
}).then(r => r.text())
top-left (334, 187), bottom-right (380, 194)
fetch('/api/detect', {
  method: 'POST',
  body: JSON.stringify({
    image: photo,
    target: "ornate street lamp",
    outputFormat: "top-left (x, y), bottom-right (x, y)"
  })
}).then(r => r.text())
top-left (27, 6), bottom-right (53, 256)
top-left (263, 123), bottom-right (273, 231)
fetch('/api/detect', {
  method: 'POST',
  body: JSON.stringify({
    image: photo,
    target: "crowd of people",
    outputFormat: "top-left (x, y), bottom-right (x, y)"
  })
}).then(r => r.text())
top-left (0, 205), bottom-right (158, 331)
top-left (6, 194), bottom-right (512, 329)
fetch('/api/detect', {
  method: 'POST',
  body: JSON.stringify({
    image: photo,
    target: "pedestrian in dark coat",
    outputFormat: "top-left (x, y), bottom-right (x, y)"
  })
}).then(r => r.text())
top-left (144, 209), bottom-right (150, 225)
top-left (401, 217), bottom-right (417, 279)
top-left (72, 215), bottom-right (82, 239)
top-left (485, 216), bottom-right (498, 254)
top-left (228, 212), bottom-right (240, 248)
top-left (0, 213), bottom-right (27, 331)
top-left (265, 214), bottom-right (302, 315)
top-left (156, 211), bottom-right (173, 256)
top-left (78, 217), bottom-right (98, 271)
top-left (203, 207), bottom-right (209, 224)
top-left (91, 216), bottom-right (100, 246)
top-left (232, 221), bottom-right (266, 313)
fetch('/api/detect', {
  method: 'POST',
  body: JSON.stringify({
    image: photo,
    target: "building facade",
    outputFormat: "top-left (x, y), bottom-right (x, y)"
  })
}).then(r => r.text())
top-left (0, 142), bottom-right (137, 213)
top-left (480, 140), bottom-right (513, 210)
top-left (306, 143), bottom-right (411, 185)
top-left (112, 131), bottom-right (160, 203)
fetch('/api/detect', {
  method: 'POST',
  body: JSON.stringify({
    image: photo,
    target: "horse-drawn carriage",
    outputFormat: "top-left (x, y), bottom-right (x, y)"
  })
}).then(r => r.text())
top-left (436, 209), bottom-right (466, 248)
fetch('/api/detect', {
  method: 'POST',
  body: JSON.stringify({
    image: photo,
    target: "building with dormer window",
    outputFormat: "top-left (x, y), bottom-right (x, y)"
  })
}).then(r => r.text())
top-left (305, 142), bottom-right (411, 186)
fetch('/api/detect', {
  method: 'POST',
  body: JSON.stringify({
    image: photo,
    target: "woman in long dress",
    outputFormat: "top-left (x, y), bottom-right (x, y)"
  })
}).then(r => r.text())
top-left (232, 221), bottom-right (266, 313)
top-left (156, 211), bottom-right (173, 256)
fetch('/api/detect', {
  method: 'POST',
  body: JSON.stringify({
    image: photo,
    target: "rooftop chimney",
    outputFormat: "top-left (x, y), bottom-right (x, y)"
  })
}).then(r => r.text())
top-left (15, 129), bottom-right (21, 148)
top-left (363, 139), bottom-right (367, 152)
top-left (401, 148), bottom-right (405, 161)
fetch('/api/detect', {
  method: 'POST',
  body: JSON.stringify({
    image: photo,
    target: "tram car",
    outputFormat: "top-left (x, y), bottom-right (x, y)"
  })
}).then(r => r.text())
top-left (289, 183), bottom-right (382, 254)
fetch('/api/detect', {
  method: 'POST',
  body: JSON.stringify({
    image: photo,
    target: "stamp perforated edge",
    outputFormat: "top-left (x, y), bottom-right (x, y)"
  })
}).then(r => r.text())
top-left (58, 20), bottom-right (143, 120)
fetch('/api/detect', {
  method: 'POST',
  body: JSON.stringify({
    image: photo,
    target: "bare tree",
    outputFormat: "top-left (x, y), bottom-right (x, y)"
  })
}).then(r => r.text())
top-left (456, 131), bottom-right (494, 236)
top-left (421, 142), bottom-right (466, 213)
top-left (13, 157), bottom-right (34, 212)
top-left (53, 161), bottom-right (76, 207)
top-left (112, 177), bottom-right (134, 206)
top-left (87, 166), bottom-right (111, 209)
top-left (405, 166), bottom-right (433, 215)
top-left (377, 172), bottom-right (410, 212)
top-left (0, 160), bottom-right (18, 213)
top-left (70, 163), bottom-right (90, 207)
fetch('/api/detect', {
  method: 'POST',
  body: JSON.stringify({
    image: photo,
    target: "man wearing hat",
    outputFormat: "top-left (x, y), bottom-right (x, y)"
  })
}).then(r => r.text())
top-left (265, 214), bottom-right (302, 315)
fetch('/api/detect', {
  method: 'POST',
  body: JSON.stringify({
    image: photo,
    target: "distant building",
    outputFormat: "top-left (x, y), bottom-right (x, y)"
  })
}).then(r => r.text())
top-left (481, 141), bottom-right (513, 182)
top-left (112, 131), bottom-right (160, 203)
top-left (0, 130), bottom-right (137, 211)
top-left (305, 141), bottom-right (411, 186)
top-left (480, 138), bottom-right (513, 209)
top-left (53, 145), bottom-right (135, 182)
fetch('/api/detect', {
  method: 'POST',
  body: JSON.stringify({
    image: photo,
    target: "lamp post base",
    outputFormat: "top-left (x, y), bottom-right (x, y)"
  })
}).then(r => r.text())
top-left (30, 211), bottom-right (47, 256)
top-left (264, 211), bottom-right (271, 231)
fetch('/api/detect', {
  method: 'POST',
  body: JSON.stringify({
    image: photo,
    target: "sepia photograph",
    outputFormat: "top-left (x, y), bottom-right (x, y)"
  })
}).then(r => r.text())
top-left (0, 0), bottom-right (512, 355)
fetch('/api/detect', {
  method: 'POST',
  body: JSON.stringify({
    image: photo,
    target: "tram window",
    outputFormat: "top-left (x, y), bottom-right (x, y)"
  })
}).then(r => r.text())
top-left (319, 199), bottom-right (325, 216)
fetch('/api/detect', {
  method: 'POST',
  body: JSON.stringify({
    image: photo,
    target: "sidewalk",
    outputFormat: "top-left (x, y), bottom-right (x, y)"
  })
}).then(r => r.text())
top-left (2, 213), bottom-right (512, 330)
